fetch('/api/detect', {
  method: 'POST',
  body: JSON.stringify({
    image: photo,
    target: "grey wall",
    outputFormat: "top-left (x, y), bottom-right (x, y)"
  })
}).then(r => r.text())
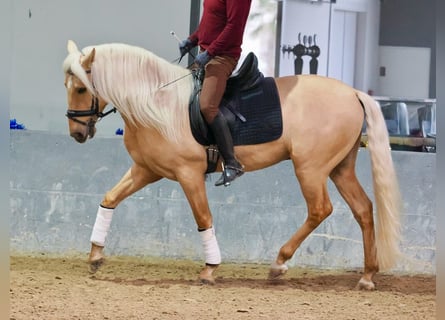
top-left (0, 0), bottom-right (12, 125)
top-left (7, 0), bottom-right (192, 135)
top-left (10, 131), bottom-right (435, 274)
top-left (380, 0), bottom-right (436, 98)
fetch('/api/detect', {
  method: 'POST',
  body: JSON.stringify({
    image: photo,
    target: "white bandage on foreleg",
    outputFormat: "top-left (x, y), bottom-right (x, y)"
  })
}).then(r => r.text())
top-left (90, 206), bottom-right (114, 246)
top-left (199, 227), bottom-right (221, 265)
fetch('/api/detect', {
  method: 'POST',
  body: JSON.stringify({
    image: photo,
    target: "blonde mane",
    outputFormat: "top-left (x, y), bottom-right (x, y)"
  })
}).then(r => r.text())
top-left (63, 43), bottom-right (194, 143)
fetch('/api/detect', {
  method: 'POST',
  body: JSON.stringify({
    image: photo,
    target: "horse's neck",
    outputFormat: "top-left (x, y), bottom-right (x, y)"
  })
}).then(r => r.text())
top-left (95, 46), bottom-right (193, 143)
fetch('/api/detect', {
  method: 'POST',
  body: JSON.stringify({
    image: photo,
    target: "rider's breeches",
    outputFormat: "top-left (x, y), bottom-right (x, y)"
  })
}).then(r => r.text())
top-left (200, 55), bottom-right (237, 124)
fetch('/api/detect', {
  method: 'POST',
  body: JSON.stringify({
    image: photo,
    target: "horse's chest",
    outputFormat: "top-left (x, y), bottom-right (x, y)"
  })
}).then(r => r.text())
top-left (126, 139), bottom-right (195, 178)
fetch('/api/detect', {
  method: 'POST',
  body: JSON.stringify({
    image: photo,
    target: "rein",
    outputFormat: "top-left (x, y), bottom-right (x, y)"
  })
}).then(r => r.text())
top-left (157, 70), bottom-right (194, 90)
top-left (158, 52), bottom-right (200, 90)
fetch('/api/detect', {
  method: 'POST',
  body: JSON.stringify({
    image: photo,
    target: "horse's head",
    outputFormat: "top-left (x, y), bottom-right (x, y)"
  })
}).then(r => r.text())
top-left (63, 40), bottom-right (110, 143)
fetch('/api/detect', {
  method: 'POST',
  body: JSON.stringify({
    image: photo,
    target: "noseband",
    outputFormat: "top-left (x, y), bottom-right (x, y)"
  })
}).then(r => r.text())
top-left (65, 70), bottom-right (116, 134)
top-left (66, 95), bottom-right (116, 126)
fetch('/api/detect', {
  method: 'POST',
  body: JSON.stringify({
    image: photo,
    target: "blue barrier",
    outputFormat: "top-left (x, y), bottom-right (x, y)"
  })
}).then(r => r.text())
top-left (10, 119), bottom-right (25, 130)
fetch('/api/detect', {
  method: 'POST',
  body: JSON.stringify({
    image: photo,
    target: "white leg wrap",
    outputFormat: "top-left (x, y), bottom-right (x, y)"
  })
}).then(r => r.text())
top-left (199, 227), bottom-right (221, 265)
top-left (90, 206), bottom-right (114, 246)
top-left (270, 262), bottom-right (289, 272)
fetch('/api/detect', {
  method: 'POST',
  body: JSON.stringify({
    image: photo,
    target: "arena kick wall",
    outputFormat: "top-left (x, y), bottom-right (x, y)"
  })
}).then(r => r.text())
top-left (10, 131), bottom-right (436, 274)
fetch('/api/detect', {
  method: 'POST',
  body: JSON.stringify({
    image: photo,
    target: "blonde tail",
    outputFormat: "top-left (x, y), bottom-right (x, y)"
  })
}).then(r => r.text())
top-left (356, 90), bottom-right (402, 270)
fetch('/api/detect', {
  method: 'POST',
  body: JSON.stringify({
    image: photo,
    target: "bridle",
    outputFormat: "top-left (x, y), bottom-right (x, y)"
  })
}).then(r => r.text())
top-left (65, 69), bottom-right (116, 135)
top-left (66, 94), bottom-right (116, 126)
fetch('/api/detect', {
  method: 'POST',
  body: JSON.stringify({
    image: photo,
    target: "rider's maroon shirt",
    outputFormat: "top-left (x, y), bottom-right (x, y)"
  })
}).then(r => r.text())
top-left (189, 0), bottom-right (252, 60)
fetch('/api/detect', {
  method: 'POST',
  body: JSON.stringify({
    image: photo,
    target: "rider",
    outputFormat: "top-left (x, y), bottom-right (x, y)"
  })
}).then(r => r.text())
top-left (179, 0), bottom-right (252, 187)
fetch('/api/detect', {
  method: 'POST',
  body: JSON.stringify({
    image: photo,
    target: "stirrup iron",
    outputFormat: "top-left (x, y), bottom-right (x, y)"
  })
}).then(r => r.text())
top-left (215, 165), bottom-right (244, 187)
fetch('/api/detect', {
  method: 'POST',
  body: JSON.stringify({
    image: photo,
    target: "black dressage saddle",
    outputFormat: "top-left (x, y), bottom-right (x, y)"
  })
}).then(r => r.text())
top-left (189, 52), bottom-right (283, 173)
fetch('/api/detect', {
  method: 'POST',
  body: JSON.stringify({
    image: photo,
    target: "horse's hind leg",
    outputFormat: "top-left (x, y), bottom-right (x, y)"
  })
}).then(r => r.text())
top-left (330, 141), bottom-right (377, 290)
top-left (269, 171), bottom-right (333, 279)
top-left (88, 164), bottom-right (161, 273)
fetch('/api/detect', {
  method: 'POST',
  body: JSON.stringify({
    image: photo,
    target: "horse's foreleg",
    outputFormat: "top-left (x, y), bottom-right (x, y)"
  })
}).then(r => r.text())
top-left (269, 177), bottom-right (333, 280)
top-left (179, 174), bottom-right (219, 284)
top-left (88, 164), bottom-right (161, 273)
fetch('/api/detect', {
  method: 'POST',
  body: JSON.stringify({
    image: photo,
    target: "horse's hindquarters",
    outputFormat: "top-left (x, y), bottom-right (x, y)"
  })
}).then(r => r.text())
top-left (274, 75), bottom-right (364, 168)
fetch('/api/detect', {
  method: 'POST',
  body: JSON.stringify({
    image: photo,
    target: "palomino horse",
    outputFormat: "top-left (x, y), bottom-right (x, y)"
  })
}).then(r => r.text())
top-left (62, 40), bottom-right (401, 290)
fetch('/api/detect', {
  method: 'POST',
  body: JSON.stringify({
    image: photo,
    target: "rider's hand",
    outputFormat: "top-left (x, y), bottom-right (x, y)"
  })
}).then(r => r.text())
top-left (179, 39), bottom-right (194, 57)
top-left (194, 51), bottom-right (212, 67)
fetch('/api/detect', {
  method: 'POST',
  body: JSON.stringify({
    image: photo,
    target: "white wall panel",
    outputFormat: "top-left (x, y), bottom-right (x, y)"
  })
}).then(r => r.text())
top-left (279, 0), bottom-right (331, 77)
top-left (278, 0), bottom-right (380, 92)
top-left (378, 46), bottom-right (431, 99)
top-left (328, 10), bottom-right (357, 87)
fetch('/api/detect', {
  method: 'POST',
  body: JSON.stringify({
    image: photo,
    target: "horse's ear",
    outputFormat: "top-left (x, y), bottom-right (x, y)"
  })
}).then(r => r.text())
top-left (81, 48), bottom-right (96, 70)
top-left (67, 40), bottom-right (79, 53)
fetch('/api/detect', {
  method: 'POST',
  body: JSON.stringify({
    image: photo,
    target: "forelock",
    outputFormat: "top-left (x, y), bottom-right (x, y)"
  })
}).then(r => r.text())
top-left (62, 50), bottom-right (95, 93)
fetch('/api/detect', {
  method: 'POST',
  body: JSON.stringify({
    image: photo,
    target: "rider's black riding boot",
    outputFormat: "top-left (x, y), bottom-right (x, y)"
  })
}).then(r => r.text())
top-left (209, 111), bottom-right (244, 187)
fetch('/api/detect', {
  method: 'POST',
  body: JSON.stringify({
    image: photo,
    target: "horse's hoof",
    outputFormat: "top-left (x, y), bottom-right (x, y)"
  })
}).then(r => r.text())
top-left (88, 258), bottom-right (105, 274)
top-left (199, 277), bottom-right (216, 285)
top-left (199, 265), bottom-right (218, 285)
top-left (268, 262), bottom-right (288, 280)
top-left (355, 278), bottom-right (375, 290)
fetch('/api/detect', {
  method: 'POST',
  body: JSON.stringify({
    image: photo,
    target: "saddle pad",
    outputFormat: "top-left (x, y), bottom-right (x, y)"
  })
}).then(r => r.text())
top-left (228, 77), bottom-right (282, 146)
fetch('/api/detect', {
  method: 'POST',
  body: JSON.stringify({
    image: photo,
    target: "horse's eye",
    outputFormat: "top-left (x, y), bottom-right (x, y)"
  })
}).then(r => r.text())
top-left (77, 87), bottom-right (87, 94)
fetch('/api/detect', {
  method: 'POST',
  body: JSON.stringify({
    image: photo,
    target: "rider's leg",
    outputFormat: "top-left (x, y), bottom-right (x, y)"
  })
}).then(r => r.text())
top-left (200, 56), bottom-right (244, 186)
top-left (208, 111), bottom-right (244, 186)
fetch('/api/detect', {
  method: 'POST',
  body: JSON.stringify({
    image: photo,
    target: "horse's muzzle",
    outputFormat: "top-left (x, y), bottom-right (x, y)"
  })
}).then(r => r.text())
top-left (70, 131), bottom-right (89, 143)
top-left (69, 118), bottom-right (97, 143)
